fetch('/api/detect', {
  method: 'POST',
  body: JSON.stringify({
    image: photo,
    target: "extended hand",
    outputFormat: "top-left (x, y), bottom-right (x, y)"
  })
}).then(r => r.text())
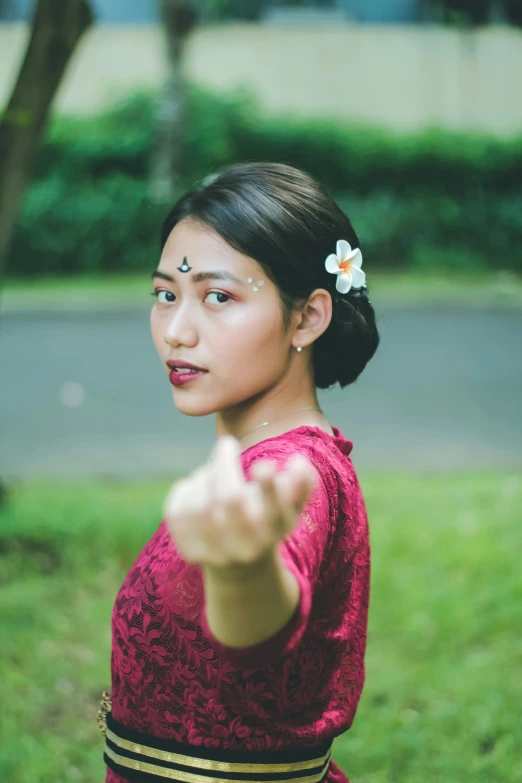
top-left (163, 435), bottom-right (318, 570)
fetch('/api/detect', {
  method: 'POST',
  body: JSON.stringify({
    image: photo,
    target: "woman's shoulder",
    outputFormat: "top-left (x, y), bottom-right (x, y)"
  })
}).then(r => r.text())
top-left (240, 424), bottom-right (359, 511)
top-left (240, 424), bottom-right (353, 473)
top-left (241, 425), bottom-right (368, 557)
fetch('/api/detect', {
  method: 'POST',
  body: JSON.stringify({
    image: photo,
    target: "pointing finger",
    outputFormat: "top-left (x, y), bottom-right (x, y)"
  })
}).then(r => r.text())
top-left (213, 435), bottom-right (245, 499)
top-left (251, 459), bottom-right (281, 530)
top-left (285, 454), bottom-right (319, 512)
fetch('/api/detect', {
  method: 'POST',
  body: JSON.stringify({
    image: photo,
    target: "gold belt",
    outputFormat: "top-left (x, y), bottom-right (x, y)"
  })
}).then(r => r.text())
top-left (98, 692), bottom-right (333, 783)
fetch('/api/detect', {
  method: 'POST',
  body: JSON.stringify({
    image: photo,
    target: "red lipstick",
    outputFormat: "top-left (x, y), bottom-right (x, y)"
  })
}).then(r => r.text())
top-left (169, 368), bottom-right (207, 386)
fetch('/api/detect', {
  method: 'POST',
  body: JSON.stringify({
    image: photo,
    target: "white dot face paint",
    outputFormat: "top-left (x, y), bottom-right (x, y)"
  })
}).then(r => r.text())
top-left (245, 276), bottom-right (264, 292)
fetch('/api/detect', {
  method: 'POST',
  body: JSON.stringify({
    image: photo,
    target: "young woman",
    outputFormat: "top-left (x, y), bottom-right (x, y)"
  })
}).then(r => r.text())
top-left (99, 162), bottom-right (380, 783)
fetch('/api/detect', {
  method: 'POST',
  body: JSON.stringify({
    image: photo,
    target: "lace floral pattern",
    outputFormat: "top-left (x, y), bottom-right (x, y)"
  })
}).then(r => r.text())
top-left (106, 426), bottom-right (370, 783)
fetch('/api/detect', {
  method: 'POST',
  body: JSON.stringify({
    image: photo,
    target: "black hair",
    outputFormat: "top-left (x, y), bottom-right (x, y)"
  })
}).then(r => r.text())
top-left (160, 162), bottom-right (380, 389)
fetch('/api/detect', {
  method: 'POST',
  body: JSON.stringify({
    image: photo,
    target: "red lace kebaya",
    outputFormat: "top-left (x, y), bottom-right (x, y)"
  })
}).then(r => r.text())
top-left (106, 425), bottom-right (370, 783)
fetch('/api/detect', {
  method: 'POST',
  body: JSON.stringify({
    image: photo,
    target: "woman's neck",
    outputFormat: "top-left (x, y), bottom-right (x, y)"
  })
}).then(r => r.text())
top-left (235, 408), bottom-right (333, 452)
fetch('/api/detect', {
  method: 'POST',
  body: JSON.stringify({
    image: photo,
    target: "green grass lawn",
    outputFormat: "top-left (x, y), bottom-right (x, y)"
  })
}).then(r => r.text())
top-left (2, 269), bottom-right (522, 310)
top-left (0, 471), bottom-right (521, 783)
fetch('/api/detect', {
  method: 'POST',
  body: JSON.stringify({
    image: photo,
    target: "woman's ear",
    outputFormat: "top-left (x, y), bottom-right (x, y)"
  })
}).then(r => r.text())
top-left (294, 289), bottom-right (332, 347)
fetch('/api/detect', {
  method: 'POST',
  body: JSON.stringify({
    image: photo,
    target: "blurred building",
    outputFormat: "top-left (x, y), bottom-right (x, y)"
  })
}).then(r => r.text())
top-left (1, 0), bottom-right (521, 136)
top-left (0, 0), bottom-right (157, 22)
top-left (265, 1), bottom-right (422, 23)
top-left (336, 0), bottom-right (421, 22)
top-left (0, 0), bottom-right (422, 24)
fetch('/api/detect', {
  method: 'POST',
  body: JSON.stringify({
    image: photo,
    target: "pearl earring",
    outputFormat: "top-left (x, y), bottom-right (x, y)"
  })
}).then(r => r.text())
top-left (296, 346), bottom-right (302, 352)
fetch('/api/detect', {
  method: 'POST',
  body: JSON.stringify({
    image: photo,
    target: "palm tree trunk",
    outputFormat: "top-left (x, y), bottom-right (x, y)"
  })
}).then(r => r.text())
top-left (0, 0), bottom-right (93, 295)
top-left (150, 0), bottom-right (198, 202)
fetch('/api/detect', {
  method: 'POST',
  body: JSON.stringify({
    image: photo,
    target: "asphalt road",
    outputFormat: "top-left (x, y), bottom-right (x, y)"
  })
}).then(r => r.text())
top-left (1, 305), bottom-right (521, 479)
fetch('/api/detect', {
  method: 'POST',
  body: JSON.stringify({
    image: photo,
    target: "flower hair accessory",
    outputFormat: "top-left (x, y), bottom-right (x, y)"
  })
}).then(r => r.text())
top-left (325, 240), bottom-right (366, 294)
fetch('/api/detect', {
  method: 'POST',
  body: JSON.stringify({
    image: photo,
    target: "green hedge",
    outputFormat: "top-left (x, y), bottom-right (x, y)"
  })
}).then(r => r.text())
top-left (7, 87), bottom-right (522, 277)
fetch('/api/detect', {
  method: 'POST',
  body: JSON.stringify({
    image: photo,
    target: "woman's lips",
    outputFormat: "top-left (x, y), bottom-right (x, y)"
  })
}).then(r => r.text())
top-left (169, 369), bottom-right (208, 386)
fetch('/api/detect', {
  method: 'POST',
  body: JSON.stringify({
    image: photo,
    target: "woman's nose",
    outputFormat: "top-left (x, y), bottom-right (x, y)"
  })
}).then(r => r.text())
top-left (164, 308), bottom-right (198, 346)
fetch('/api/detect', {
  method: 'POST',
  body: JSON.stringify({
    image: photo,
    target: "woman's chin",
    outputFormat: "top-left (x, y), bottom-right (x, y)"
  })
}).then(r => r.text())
top-left (171, 392), bottom-right (217, 417)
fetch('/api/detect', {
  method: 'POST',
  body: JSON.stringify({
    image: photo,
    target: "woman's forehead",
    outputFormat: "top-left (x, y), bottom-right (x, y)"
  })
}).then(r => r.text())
top-left (162, 219), bottom-right (262, 279)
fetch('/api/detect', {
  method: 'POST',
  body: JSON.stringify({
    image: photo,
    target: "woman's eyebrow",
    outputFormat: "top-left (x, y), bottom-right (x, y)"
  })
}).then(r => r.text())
top-left (151, 269), bottom-right (246, 285)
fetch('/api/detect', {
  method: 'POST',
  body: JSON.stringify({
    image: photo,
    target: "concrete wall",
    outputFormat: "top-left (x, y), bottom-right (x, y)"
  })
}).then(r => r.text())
top-left (0, 23), bottom-right (519, 136)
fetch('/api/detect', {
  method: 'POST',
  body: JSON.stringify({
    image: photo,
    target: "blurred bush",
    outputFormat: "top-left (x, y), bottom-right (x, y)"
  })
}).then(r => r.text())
top-left (7, 87), bottom-right (522, 278)
top-left (430, 0), bottom-right (522, 26)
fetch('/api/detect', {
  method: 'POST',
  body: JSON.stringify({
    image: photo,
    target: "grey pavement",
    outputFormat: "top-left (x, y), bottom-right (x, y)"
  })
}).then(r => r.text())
top-left (1, 304), bottom-right (521, 479)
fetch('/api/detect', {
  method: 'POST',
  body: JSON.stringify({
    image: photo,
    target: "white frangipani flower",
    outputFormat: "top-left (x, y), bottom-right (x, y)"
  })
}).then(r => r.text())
top-left (325, 239), bottom-right (366, 294)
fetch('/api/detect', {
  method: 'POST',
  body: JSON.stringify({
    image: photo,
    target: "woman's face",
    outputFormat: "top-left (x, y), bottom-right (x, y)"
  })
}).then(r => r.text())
top-left (150, 218), bottom-right (295, 419)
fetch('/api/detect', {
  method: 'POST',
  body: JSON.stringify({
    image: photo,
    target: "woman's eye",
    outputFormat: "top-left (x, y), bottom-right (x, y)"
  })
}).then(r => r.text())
top-left (151, 290), bottom-right (175, 304)
top-left (206, 292), bottom-right (230, 305)
top-left (150, 290), bottom-right (230, 305)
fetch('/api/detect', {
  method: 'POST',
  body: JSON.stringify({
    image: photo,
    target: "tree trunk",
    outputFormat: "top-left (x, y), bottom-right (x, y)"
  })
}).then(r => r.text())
top-left (0, 0), bottom-right (93, 295)
top-left (150, 0), bottom-right (198, 202)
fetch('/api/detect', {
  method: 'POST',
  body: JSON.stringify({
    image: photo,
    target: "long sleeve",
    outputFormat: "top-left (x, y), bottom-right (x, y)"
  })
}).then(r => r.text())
top-left (199, 443), bottom-right (339, 669)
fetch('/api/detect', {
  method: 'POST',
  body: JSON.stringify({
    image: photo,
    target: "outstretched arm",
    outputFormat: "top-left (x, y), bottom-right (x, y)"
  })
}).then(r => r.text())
top-left (202, 543), bottom-right (300, 649)
top-left (163, 435), bottom-right (318, 650)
